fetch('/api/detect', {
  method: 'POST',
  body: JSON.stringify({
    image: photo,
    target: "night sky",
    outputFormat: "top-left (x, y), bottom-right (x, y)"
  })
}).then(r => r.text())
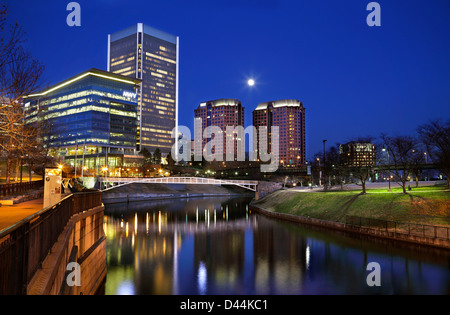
top-left (6, 0), bottom-right (450, 159)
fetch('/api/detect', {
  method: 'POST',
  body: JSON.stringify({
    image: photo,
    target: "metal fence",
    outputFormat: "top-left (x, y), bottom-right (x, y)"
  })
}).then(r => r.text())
top-left (0, 191), bottom-right (103, 295)
top-left (0, 180), bottom-right (44, 196)
top-left (345, 215), bottom-right (450, 240)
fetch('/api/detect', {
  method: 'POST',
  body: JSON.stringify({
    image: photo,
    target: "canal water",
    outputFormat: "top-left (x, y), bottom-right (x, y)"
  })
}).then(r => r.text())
top-left (102, 196), bottom-right (450, 295)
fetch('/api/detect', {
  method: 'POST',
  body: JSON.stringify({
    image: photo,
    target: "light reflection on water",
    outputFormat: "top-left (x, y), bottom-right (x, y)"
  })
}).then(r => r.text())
top-left (103, 196), bottom-right (450, 295)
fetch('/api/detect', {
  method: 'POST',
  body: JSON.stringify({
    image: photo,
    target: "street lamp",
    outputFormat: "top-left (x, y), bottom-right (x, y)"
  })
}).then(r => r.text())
top-left (382, 147), bottom-right (391, 188)
top-left (316, 157), bottom-right (321, 187)
top-left (323, 140), bottom-right (327, 188)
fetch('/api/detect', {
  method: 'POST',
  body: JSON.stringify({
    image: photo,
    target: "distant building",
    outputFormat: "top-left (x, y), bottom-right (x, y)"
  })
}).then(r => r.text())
top-left (339, 142), bottom-right (376, 167)
top-left (24, 68), bottom-right (141, 175)
top-left (253, 99), bottom-right (306, 168)
top-left (108, 23), bottom-right (179, 155)
top-left (194, 99), bottom-right (245, 162)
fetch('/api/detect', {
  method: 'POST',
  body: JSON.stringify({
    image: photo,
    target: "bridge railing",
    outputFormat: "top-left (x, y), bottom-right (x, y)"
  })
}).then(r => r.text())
top-left (99, 177), bottom-right (258, 191)
top-left (0, 191), bottom-right (103, 295)
top-left (99, 176), bottom-right (258, 183)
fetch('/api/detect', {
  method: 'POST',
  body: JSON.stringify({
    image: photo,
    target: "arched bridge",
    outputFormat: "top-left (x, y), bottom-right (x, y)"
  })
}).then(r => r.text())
top-left (99, 177), bottom-right (259, 192)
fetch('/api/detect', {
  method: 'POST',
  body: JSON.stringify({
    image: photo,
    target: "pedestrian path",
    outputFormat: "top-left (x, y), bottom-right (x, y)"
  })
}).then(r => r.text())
top-left (0, 198), bottom-right (44, 232)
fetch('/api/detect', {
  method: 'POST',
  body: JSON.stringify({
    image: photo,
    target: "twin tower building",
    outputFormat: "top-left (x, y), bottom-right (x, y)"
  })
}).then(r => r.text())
top-left (24, 24), bottom-right (305, 173)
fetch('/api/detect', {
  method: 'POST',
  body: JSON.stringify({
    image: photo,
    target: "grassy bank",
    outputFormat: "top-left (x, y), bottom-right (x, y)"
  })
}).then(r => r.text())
top-left (251, 186), bottom-right (450, 227)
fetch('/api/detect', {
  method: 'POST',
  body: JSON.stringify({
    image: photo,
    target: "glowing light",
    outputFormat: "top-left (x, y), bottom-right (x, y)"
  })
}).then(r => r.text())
top-left (306, 245), bottom-right (310, 269)
top-left (247, 79), bottom-right (255, 86)
top-left (158, 211), bottom-right (162, 234)
top-left (134, 213), bottom-right (138, 234)
top-left (117, 281), bottom-right (136, 295)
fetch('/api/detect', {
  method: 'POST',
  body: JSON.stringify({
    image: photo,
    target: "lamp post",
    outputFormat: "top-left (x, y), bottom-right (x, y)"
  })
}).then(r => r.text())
top-left (382, 147), bottom-right (391, 190)
top-left (19, 155), bottom-right (24, 184)
top-left (323, 140), bottom-right (327, 189)
top-left (316, 157), bottom-right (321, 187)
top-left (424, 152), bottom-right (428, 181)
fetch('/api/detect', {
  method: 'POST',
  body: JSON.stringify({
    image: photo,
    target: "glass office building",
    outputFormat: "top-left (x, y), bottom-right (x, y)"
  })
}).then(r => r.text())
top-left (24, 68), bottom-right (141, 175)
top-left (108, 23), bottom-right (179, 155)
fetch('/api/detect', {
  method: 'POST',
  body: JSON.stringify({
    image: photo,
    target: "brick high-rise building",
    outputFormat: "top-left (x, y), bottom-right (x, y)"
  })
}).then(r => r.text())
top-left (253, 99), bottom-right (306, 168)
top-left (194, 99), bottom-right (245, 162)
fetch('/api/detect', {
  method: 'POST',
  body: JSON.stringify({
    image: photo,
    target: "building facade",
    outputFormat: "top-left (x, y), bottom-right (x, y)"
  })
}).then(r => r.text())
top-left (194, 99), bottom-right (245, 163)
top-left (253, 99), bottom-right (306, 168)
top-left (339, 142), bottom-right (376, 167)
top-left (24, 68), bottom-right (141, 176)
top-left (108, 23), bottom-right (179, 155)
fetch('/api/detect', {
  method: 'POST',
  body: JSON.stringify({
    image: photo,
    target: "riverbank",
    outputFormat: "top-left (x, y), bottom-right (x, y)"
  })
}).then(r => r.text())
top-left (251, 185), bottom-right (450, 226)
top-left (250, 184), bottom-right (450, 248)
top-left (102, 183), bottom-right (254, 204)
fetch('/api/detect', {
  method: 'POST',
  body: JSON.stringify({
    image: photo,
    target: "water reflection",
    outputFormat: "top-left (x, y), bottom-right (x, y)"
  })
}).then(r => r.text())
top-left (103, 197), bottom-right (450, 295)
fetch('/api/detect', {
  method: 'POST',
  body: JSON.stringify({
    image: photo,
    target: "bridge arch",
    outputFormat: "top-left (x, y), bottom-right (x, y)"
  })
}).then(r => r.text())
top-left (98, 177), bottom-right (258, 192)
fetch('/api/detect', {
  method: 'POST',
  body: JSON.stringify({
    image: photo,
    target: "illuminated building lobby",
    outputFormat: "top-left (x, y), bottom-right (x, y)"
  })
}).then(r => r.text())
top-left (24, 68), bottom-right (142, 176)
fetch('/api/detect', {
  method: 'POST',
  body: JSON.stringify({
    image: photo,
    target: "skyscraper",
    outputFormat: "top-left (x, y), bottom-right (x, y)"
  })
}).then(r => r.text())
top-left (194, 99), bottom-right (245, 162)
top-left (108, 23), bottom-right (179, 155)
top-left (253, 99), bottom-right (306, 168)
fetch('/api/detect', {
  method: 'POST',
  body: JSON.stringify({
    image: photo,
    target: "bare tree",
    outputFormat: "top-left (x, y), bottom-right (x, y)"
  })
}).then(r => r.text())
top-left (417, 119), bottom-right (450, 188)
top-left (381, 134), bottom-right (421, 194)
top-left (349, 164), bottom-right (372, 194)
top-left (325, 144), bottom-right (348, 189)
top-left (340, 138), bottom-right (376, 194)
top-left (0, 3), bottom-right (45, 183)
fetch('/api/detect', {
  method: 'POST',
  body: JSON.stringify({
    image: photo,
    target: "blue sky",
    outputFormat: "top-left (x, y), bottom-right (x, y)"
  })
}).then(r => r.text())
top-left (7, 0), bottom-right (450, 159)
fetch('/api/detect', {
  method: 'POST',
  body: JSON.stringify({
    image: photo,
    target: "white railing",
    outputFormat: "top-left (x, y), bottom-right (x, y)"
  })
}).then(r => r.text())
top-left (99, 177), bottom-right (258, 191)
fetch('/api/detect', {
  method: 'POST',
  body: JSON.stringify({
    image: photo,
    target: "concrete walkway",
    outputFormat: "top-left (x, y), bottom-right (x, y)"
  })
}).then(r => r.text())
top-left (0, 198), bottom-right (44, 232)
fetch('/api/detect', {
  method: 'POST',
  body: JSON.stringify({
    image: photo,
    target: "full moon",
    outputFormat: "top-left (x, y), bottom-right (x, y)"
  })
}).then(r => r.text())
top-left (247, 79), bottom-right (255, 86)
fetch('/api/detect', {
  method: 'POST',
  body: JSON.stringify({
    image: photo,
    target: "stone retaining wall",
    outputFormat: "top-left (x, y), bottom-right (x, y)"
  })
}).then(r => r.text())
top-left (0, 188), bottom-right (44, 205)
